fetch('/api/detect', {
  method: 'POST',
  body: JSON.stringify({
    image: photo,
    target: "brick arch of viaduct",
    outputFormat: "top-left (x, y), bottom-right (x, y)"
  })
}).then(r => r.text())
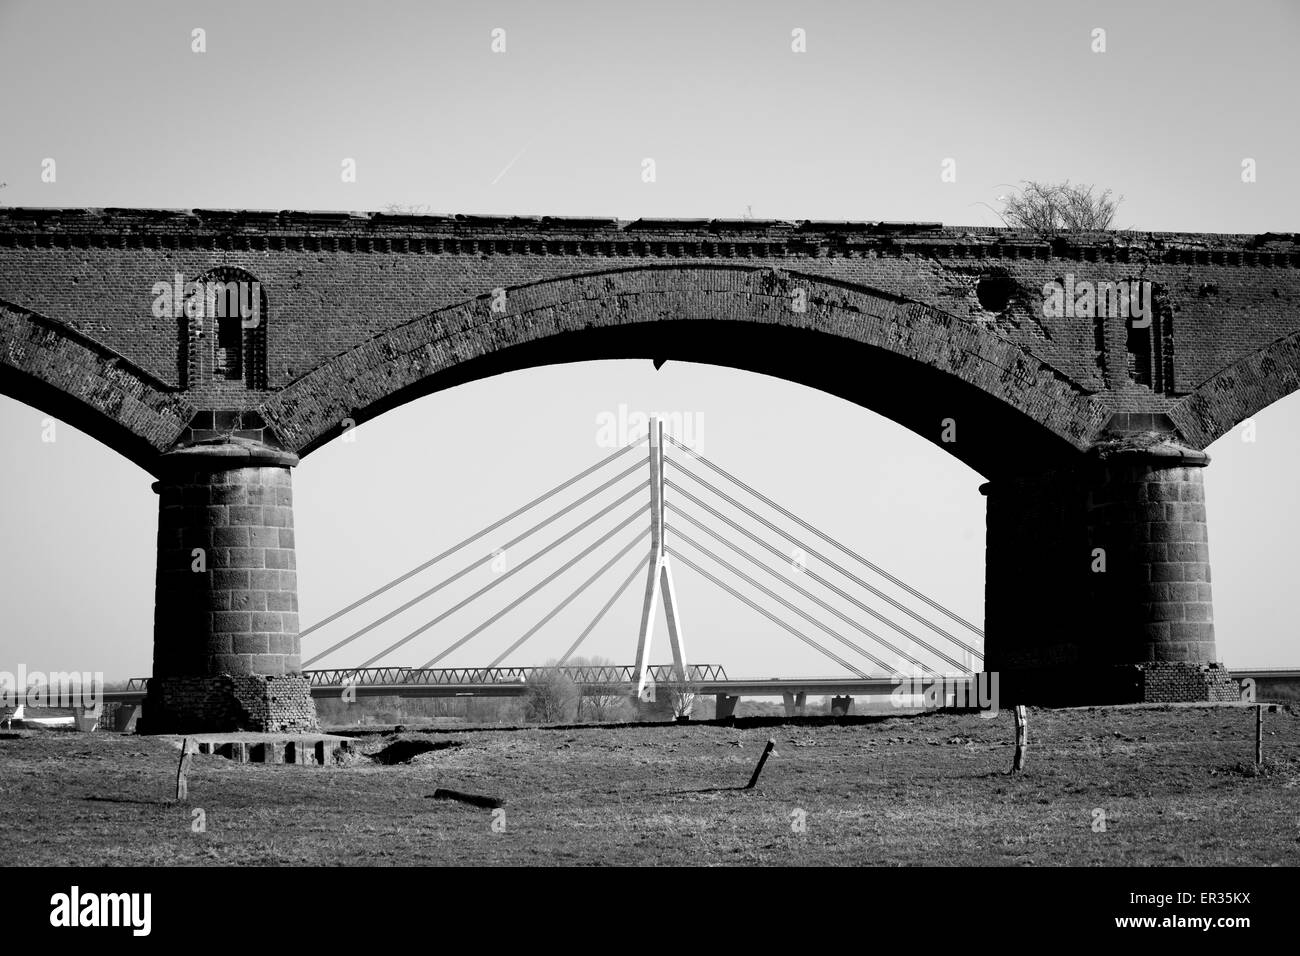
top-left (263, 265), bottom-right (1103, 475)
top-left (1169, 328), bottom-right (1300, 448)
top-left (6, 265), bottom-right (1300, 475)
top-left (0, 300), bottom-right (195, 470)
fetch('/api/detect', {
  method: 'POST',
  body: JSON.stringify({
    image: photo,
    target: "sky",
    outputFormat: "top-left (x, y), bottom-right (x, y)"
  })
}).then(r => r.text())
top-left (0, 0), bottom-right (1297, 680)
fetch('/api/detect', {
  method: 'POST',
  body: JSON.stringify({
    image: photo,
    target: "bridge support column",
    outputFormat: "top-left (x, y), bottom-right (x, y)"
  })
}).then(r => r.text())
top-left (983, 437), bottom-right (1237, 705)
top-left (830, 695), bottom-right (853, 716)
top-left (141, 440), bottom-right (318, 734)
top-left (782, 691), bottom-right (807, 717)
top-left (715, 694), bottom-right (740, 719)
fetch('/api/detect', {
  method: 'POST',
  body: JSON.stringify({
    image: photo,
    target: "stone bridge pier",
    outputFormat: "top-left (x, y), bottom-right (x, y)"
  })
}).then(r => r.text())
top-left (983, 435), bottom-right (1238, 705)
top-left (141, 439), bottom-right (318, 733)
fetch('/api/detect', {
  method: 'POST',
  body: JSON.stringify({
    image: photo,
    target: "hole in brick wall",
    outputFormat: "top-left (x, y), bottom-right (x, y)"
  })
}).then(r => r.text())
top-left (976, 274), bottom-right (1015, 312)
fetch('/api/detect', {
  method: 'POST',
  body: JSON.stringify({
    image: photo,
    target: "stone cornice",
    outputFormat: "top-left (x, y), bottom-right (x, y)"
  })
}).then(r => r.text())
top-left (0, 208), bottom-right (1295, 266)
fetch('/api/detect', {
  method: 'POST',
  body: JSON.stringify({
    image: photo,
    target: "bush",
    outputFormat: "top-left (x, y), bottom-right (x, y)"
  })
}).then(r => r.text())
top-left (662, 673), bottom-right (705, 719)
top-left (998, 180), bottom-right (1121, 234)
top-left (568, 655), bottom-right (627, 723)
top-left (524, 670), bottom-right (578, 724)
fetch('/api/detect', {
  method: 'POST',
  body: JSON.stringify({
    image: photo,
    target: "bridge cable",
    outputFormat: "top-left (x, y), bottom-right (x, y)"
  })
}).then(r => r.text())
top-left (666, 509), bottom-right (952, 672)
top-left (419, 505), bottom-right (649, 669)
top-left (558, 553), bottom-right (652, 665)
top-left (666, 487), bottom-right (973, 669)
top-left (300, 439), bottom-right (646, 638)
top-left (667, 530), bottom-right (895, 675)
top-left (301, 462), bottom-right (649, 666)
top-left (488, 529), bottom-right (649, 668)
top-left (665, 546), bottom-right (871, 678)
top-left (667, 458), bottom-right (983, 657)
top-left (663, 434), bottom-right (984, 638)
top-left (344, 480), bottom-right (649, 667)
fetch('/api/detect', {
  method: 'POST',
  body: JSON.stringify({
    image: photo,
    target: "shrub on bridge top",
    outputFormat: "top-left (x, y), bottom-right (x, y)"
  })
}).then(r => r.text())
top-left (996, 180), bottom-right (1122, 234)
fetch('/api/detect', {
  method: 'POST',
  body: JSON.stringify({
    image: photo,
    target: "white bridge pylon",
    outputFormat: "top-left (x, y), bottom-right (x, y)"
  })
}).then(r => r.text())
top-left (632, 417), bottom-right (688, 701)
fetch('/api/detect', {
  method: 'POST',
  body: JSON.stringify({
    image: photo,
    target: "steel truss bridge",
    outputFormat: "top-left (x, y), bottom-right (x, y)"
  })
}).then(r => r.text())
top-left (105, 665), bottom-right (975, 711)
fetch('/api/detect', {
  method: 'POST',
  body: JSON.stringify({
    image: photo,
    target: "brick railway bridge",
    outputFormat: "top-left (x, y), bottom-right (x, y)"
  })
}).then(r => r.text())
top-left (1, 209), bottom-right (1296, 732)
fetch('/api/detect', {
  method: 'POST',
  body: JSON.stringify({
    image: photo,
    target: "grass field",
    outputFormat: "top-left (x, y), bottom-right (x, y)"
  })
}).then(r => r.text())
top-left (2, 705), bottom-right (1297, 866)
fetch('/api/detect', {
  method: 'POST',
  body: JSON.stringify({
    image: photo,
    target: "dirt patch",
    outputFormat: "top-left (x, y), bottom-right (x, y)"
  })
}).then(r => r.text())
top-left (370, 739), bottom-right (462, 765)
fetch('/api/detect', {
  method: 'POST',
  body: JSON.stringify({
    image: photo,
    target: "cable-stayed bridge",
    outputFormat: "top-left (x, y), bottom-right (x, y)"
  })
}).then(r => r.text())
top-left (115, 419), bottom-right (986, 717)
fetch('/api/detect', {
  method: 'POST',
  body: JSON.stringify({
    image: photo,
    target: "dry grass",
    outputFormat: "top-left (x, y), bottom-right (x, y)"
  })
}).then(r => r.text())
top-left (2, 706), bottom-right (1297, 866)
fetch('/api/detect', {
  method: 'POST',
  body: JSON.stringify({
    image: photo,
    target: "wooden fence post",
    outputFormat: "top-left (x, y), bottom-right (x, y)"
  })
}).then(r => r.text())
top-left (176, 737), bottom-right (195, 800)
top-left (746, 738), bottom-right (777, 789)
top-left (1256, 704), bottom-right (1263, 765)
top-left (1012, 705), bottom-right (1028, 773)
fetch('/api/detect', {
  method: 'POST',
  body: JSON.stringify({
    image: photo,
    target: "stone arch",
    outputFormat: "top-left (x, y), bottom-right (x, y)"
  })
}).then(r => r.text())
top-left (0, 300), bottom-right (196, 470)
top-left (260, 265), bottom-right (1108, 478)
top-left (1168, 329), bottom-right (1300, 448)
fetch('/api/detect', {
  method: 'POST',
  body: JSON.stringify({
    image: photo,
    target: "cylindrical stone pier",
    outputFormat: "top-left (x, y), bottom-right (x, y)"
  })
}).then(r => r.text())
top-left (141, 439), bottom-right (318, 733)
top-left (1086, 442), bottom-right (1215, 664)
top-left (983, 436), bottom-right (1238, 704)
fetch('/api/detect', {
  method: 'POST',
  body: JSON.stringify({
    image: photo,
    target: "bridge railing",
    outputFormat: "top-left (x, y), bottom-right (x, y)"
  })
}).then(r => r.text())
top-left (303, 664), bottom-right (728, 687)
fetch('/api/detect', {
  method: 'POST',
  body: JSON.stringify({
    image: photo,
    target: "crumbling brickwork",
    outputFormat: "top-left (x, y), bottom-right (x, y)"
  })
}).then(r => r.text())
top-left (1139, 662), bottom-right (1240, 703)
top-left (142, 674), bottom-right (316, 733)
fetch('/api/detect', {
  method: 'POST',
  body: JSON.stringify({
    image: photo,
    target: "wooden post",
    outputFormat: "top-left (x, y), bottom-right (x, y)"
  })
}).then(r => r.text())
top-left (1012, 705), bottom-right (1027, 772)
top-left (746, 738), bottom-right (777, 789)
top-left (176, 737), bottom-right (195, 800)
top-left (1256, 704), bottom-right (1263, 765)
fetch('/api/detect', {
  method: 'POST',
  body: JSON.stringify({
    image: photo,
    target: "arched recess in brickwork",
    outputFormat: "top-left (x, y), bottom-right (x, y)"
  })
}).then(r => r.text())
top-left (0, 300), bottom-right (196, 470)
top-left (262, 266), bottom-right (1105, 478)
top-left (1169, 330), bottom-right (1300, 448)
top-left (181, 266), bottom-right (269, 390)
